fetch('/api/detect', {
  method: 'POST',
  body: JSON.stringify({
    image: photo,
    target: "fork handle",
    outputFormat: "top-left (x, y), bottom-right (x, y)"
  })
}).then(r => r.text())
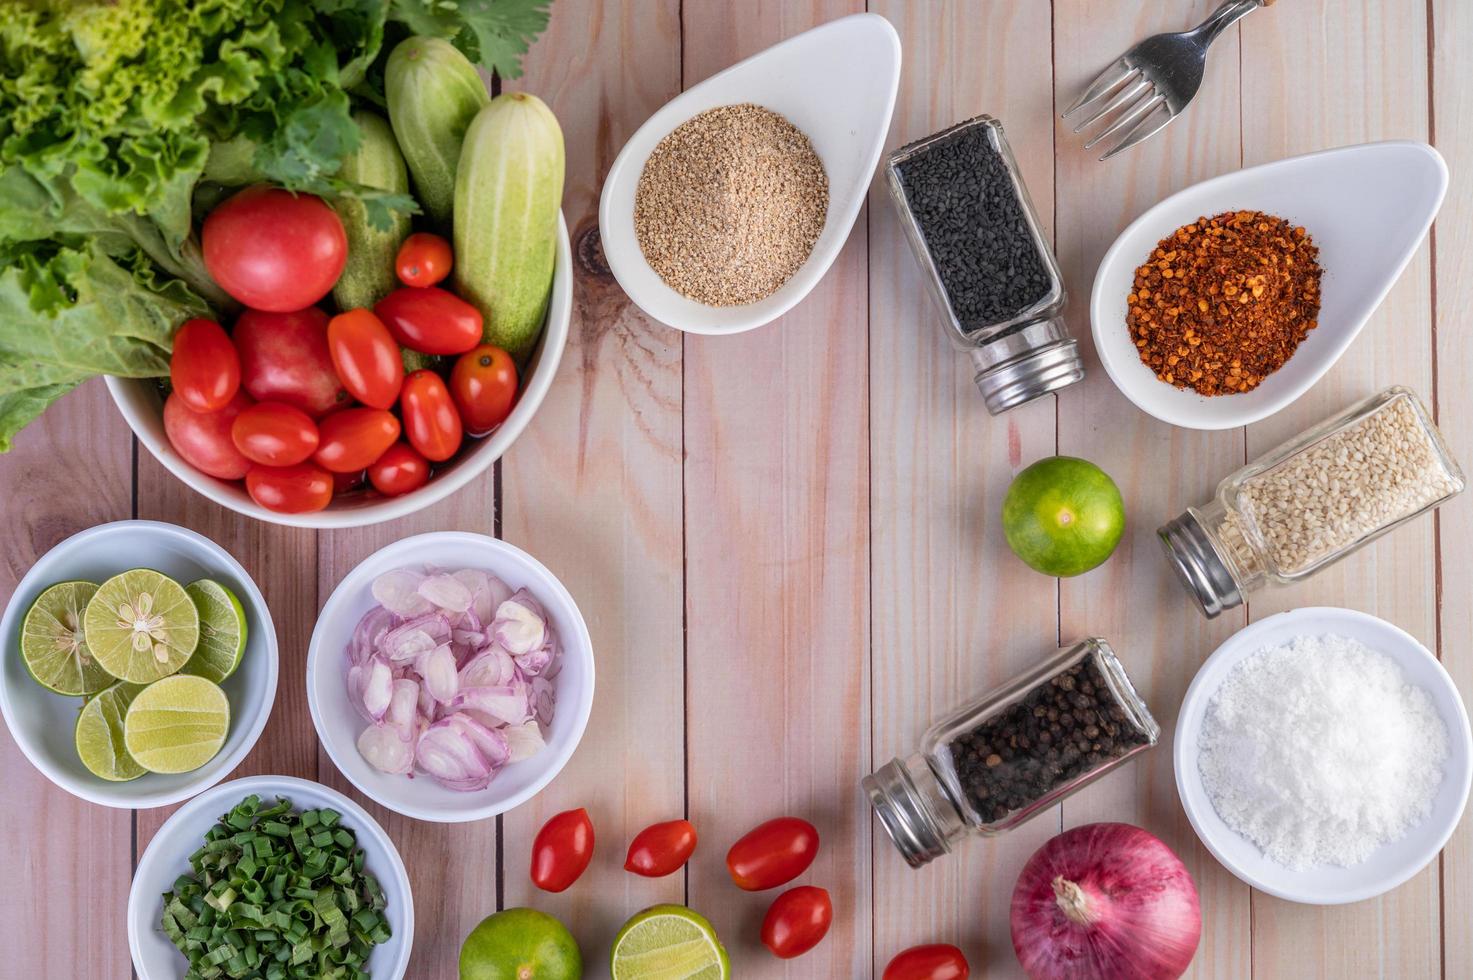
top-left (1195, 0), bottom-right (1264, 47)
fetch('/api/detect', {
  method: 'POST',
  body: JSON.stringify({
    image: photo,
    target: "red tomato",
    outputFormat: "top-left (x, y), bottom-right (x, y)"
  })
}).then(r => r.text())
top-left (450, 344), bottom-right (518, 434)
top-left (761, 886), bottom-right (832, 959)
top-left (327, 309), bottom-right (403, 410)
top-left (169, 318), bottom-right (240, 413)
top-left (400, 370), bottom-right (463, 462)
top-left (332, 469), bottom-right (367, 495)
top-left (245, 462), bottom-right (334, 514)
top-left (530, 808), bottom-right (595, 893)
top-left (367, 443), bottom-right (430, 497)
top-left (163, 390), bottom-right (253, 480)
top-left (624, 820), bottom-right (698, 877)
top-left (313, 408), bottom-right (400, 473)
top-left (234, 307), bottom-right (349, 417)
top-left (395, 232), bottom-right (453, 287)
top-left (231, 401), bottom-right (320, 466)
top-left (726, 817), bottom-right (820, 891)
top-left (883, 945), bottom-right (970, 980)
top-left (374, 286), bottom-right (482, 355)
top-left (202, 186), bottom-right (346, 312)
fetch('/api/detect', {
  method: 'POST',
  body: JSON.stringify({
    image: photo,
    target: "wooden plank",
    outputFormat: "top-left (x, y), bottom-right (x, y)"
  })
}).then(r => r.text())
top-left (1052, 3), bottom-right (1253, 979)
top-left (865, 3), bottom-right (1059, 976)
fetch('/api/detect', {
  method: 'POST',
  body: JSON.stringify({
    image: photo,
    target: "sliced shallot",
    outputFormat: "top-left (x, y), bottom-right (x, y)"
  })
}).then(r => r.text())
top-left (493, 589), bottom-right (547, 655)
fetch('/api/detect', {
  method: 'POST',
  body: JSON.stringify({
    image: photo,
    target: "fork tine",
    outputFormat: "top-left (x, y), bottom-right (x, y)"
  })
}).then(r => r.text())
top-left (1100, 104), bottom-right (1176, 160)
top-left (1061, 58), bottom-right (1136, 117)
top-left (1083, 92), bottom-right (1165, 149)
top-left (1071, 76), bottom-right (1150, 134)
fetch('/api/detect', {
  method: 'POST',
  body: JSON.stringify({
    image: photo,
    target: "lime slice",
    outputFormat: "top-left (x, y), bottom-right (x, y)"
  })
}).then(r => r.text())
top-left (611, 905), bottom-right (730, 980)
top-left (21, 581), bottom-right (112, 695)
top-left (123, 674), bottom-right (230, 774)
top-left (181, 580), bottom-right (247, 683)
top-left (75, 682), bottom-right (147, 781)
top-left (84, 569), bottom-right (199, 684)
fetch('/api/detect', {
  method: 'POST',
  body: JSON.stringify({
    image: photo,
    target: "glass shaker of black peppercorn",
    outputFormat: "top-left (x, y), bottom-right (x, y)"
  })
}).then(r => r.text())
top-left (886, 115), bottom-right (1082, 414)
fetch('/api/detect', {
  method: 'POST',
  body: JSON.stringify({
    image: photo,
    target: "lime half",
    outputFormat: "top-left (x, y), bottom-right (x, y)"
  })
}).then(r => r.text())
top-left (611, 905), bottom-right (729, 980)
top-left (75, 682), bottom-right (147, 781)
top-left (21, 581), bottom-right (111, 695)
top-left (123, 674), bottom-right (229, 774)
top-left (181, 580), bottom-right (246, 683)
top-left (84, 569), bottom-right (199, 684)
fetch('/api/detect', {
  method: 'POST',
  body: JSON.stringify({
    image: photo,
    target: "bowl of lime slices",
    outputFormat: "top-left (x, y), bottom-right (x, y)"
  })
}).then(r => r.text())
top-left (0, 520), bottom-right (277, 808)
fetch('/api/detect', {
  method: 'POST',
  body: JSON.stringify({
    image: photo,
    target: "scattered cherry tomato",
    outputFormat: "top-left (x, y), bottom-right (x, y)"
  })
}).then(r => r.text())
top-left (726, 817), bottom-right (820, 891)
top-left (400, 369), bottom-right (463, 462)
top-left (332, 469), bottom-right (367, 495)
top-left (395, 232), bottom-right (453, 287)
top-left (883, 944), bottom-right (970, 980)
top-left (169, 318), bottom-right (240, 413)
top-left (450, 344), bottom-right (518, 434)
top-left (202, 186), bottom-right (346, 312)
top-left (374, 286), bottom-right (483, 355)
top-left (164, 390), bottom-right (253, 480)
top-left (327, 309), bottom-right (403, 410)
top-left (234, 307), bottom-right (349, 417)
top-left (624, 819), bottom-right (698, 877)
top-left (313, 408), bottom-right (400, 473)
top-left (367, 442), bottom-right (430, 497)
top-left (530, 808), bottom-right (595, 893)
top-left (761, 886), bottom-right (832, 959)
top-left (245, 461), bottom-right (333, 514)
top-left (230, 401), bottom-right (320, 467)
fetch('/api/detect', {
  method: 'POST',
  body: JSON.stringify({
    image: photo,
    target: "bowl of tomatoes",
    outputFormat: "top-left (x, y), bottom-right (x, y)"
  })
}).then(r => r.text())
top-left (105, 188), bottom-right (572, 528)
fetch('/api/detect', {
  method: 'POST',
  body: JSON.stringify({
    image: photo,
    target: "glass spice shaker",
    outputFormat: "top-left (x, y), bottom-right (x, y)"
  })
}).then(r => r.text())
top-left (1160, 386), bottom-right (1466, 618)
top-left (865, 639), bottom-right (1158, 868)
top-left (886, 115), bottom-right (1084, 415)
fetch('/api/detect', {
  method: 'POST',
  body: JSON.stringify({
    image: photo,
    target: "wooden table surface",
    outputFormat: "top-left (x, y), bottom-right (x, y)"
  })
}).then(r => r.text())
top-left (5, 1), bottom-right (1473, 977)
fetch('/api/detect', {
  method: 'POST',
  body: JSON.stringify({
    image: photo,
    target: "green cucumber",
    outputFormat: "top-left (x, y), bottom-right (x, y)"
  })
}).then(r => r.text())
top-left (385, 36), bottom-right (490, 229)
top-left (333, 111), bottom-right (411, 310)
top-left (453, 92), bottom-right (565, 361)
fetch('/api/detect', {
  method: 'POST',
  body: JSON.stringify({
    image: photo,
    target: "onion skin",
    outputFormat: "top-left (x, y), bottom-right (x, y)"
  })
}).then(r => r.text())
top-left (1010, 822), bottom-right (1200, 980)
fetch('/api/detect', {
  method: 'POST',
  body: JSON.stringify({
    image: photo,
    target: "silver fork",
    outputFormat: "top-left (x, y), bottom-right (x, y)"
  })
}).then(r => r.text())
top-left (1062, 0), bottom-right (1274, 161)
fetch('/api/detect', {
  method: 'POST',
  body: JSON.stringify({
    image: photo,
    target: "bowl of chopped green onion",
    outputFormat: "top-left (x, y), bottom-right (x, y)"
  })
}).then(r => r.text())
top-left (128, 775), bottom-right (413, 979)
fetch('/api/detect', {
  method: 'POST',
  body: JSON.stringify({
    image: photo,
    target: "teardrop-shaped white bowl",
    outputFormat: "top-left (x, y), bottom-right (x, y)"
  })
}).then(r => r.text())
top-left (1091, 141), bottom-right (1447, 430)
top-left (598, 13), bottom-right (901, 335)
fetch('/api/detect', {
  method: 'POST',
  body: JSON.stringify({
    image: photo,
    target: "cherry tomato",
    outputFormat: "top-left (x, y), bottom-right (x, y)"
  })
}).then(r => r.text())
top-left (234, 307), bottom-right (349, 417)
top-left (163, 390), bottom-right (253, 480)
top-left (374, 286), bottom-right (483, 355)
top-left (883, 944), bottom-right (970, 980)
top-left (624, 819), bottom-right (698, 877)
top-left (368, 442), bottom-right (430, 497)
top-left (313, 408), bottom-right (400, 473)
top-left (332, 469), bottom-right (367, 495)
top-left (395, 232), bottom-right (453, 287)
top-left (400, 369), bottom-right (463, 462)
top-left (169, 318), bottom-right (240, 412)
top-left (202, 186), bottom-right (346, 312)
top-left (327, 309), bottom-right (403, 410)
top-left (245, 461), bottom-right (333, 514)
top-left (726, 817), bottom-right (820, 891)
top-left (530, 808), bottom-right (595, 893)
top-left (231, 401), bottom-right (320, 466)
top-left (761, 886), bottom-right (832, 959)
top-left (450, 344), bottom-right (518, 434)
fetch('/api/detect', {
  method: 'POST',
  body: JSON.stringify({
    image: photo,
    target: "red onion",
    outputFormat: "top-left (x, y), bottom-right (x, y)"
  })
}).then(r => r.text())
top-left (1010, 823), bottom-right (1200, 980)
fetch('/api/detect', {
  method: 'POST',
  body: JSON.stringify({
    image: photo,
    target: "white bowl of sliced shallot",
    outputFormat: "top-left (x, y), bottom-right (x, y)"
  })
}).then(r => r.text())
top-left (306, 532), bottom-right (594, 822)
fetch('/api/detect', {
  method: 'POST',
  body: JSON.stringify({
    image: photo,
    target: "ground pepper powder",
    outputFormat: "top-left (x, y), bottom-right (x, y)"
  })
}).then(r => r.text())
top-left (1127, 210), bottom-right (1321, 396)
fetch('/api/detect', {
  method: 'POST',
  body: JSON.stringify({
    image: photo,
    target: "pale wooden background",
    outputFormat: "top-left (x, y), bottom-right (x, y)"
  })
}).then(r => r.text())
top-left (3, 1), bottom-right (1471, 977)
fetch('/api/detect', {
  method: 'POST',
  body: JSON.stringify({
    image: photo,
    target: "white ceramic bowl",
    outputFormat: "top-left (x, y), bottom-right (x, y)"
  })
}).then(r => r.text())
top-left (1175, 607), bottom-right (1472, 904)
top-left (0, 521), bottom-right (278, 808)
top-left (129, 774), bottom-right (413, 980)
top-left (106, 215), bottom-right (573, 528)
top-left (307, 532), bottom-right (594, 823)
top-left (598, 13), bottom-right (900, 334)
top-left (1092, 141), bottom-right (1447, 430)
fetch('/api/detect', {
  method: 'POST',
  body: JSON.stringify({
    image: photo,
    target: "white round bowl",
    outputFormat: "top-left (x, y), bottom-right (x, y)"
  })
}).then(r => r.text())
top-left (129, 774), bottom-right (413, 980)
top-left (307, 532), bottom-right (594, 823)
top-left (1175, 607), bottom-right (1472, 904)
top-left (106, 214), bottom-right (573, 528)
top-left (0, 521), bottom-right (278, 808)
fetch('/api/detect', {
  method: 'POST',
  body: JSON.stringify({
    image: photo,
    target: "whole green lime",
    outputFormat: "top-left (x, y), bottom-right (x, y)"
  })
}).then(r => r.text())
top-left (459, 908), bottom-right (582, 980)
top-left (1002, 456), bottom-right (1125, 577)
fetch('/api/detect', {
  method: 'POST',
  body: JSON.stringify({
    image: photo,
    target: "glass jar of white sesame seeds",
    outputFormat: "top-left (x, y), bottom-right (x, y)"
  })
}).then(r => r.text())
top-left (1159, 386), bottom-right (1465, 618)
